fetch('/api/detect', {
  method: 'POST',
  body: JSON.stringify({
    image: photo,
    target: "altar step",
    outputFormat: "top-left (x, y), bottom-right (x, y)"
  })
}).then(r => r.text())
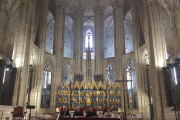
top-left (0, 105), bottom-right (14, 120)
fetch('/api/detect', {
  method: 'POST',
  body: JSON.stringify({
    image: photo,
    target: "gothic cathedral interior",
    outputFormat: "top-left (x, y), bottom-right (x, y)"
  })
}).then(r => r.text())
top-left (0, 0), bottom-right (180, 120)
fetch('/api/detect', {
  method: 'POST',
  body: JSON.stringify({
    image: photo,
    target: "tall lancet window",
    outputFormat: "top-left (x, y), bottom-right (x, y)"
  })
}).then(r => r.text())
top-left (85, 29), bottom-right (93, 48)
top-left (83, 29), bottom-right (94, 59)
top-left (41, 59), bottom-right (53, 108)
top-left (126, 59), bottom-right (138, 109)
top-left (64, 16), bottom-right (73, 58)
top-left (104, 6), bottom-right (114, 58)
top-left (124, 10), bottom-right (134, 54)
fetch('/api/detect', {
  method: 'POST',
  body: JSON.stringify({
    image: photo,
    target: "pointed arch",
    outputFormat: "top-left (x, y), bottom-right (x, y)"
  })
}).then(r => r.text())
top-left (41, 58), bottom-right (53, 108)
top-left (103, 5), bottom-right (113, 19)
top-left (101, 2), bottom-right (114, 16)
top-left (83, 4), bottom-right (96, 14)
top-left (65, 4), bottom-right (75, 19)
top-left (126, 59), bottom-right (138, 109)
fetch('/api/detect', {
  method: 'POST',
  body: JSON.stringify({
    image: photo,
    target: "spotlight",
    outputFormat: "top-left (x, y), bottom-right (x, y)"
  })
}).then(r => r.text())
top-left (6, 68), bottom-right (9, 71)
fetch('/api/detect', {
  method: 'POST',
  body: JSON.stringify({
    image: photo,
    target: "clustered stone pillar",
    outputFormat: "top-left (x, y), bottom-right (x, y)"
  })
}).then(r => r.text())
top-left (54, 3), bottom-right (65, 84)
top-left (74, 9), bottom-right (83, 80)
top-left (146, 1), bottom-right (167, 119)
top-left (113, 1), bottom-right (125, 111)
top-left (114, 1), bottom-right (124, 81)
top-left (34, 0), bottom-right (49, 111)
top-left (94, 8), bottom-right (104, 81)
top-left (131, 0), bottom-right (145, 115)
top-left (28, 0), bottom-right (37, 109)
top-left (52, 2), bottom-right (65, 112)
top-left (172, 21), bottom-right (180, 58)
top-left (12, 0), bottom-right (33, 106)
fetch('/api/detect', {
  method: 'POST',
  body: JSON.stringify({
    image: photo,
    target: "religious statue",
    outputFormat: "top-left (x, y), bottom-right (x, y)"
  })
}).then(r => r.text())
top-left (96, 97), bottom-right (98, 102)
top-left (118, 90), bottom-right (121, 94)
top-left (86, 91), bottom-right (92, 107)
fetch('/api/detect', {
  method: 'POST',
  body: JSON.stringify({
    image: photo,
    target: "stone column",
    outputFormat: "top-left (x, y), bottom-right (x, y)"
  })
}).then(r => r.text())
top-left (12, 0), bottom-right (33, 106)
top-left (27, 0), bottom-right (37, 115)
top-left (113, 1), bottom-right (125, 111)
top-left (34, 0), bottom-right (49, 111)
top-left (94, 8), bottom-right (104, 80)
top-left (172, 0), bottom-right (180, 58)
top-left (74, 8), bottom-right (83, 80)
top-left (131, 0), bottom-right (143, 114)
top-left (172, 23), bottom-right (180, 58)
top-left (146, 1), bottom-right (167, 119)
top-left (52, 3), bottom-right (65, 112)
top-left (114, 1), bottom-right (124, 81)
top-left (54, 2), bottom-right (65, 83)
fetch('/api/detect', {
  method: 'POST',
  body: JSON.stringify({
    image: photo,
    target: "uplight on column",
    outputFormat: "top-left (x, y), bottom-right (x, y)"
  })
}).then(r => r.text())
top-left (159, 59), bottom-right (164, 67)
top-left (15, 58), bottom-right (21, 68)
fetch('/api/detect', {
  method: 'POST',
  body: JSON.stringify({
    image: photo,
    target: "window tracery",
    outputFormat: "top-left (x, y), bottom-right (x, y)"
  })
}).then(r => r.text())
top-left (41, 59), bottom-right (53, 108)
top-left (106, 63), bottom-right (115, 84)
top-left (63, 64), bottom-right (72, 84)
top-left (126, 59), bottom-right (138, 109)
top-left (85, 29), bottom-right (93, 48)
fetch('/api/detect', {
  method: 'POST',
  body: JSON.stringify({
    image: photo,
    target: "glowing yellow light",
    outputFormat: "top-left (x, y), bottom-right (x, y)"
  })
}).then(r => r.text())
top-left (16, 58), bottom-right (21, 68)
top-left (159, 59), bottom-right (164, 67)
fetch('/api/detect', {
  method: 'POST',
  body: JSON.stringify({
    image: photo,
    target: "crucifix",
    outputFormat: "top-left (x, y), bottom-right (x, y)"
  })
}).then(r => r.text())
top-left (115, 74), bottom-right (133, 120)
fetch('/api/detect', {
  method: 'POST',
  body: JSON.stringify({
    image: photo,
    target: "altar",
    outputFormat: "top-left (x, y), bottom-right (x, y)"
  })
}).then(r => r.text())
top-left (56, 77), bottom-right (122, 111)
top-left (56, 37), bottom-right (122, 111)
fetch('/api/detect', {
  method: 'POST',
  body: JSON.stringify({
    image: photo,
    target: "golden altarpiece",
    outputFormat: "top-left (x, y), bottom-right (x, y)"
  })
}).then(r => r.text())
top-left (56, 38), bottom-right (122, 110)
